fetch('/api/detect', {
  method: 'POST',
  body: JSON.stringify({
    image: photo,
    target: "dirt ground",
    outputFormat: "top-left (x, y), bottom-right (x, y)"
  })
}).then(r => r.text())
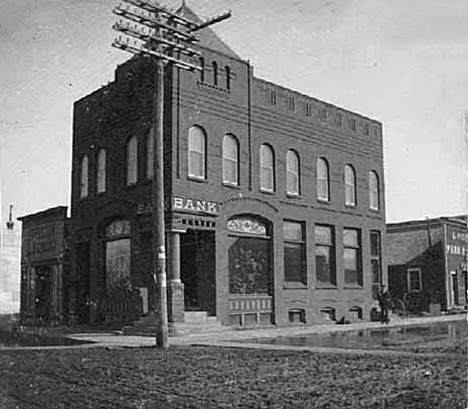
top-left (0, 344), bottom-right (465, 409)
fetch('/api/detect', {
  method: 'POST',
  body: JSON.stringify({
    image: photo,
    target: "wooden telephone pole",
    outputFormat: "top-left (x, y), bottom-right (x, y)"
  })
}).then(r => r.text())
top-left (112, 0), bottom-right (231, 348)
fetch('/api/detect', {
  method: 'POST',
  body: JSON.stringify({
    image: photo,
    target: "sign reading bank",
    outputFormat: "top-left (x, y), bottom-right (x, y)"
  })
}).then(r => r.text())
top-left (172, 196), bottom-right (219, 215)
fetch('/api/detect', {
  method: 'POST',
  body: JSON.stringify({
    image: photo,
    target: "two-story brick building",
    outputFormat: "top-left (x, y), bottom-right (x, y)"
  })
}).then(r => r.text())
top-left (68, 4), bottom-right (387, 328)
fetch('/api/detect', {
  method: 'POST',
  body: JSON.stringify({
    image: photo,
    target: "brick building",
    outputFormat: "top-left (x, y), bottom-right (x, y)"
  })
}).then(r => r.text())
top-left (68, 4), bottom-right (387, 328)
top-left (18, 206), bottom-right (69, 325)
top-left (387, 216), bottom-right (467, 313)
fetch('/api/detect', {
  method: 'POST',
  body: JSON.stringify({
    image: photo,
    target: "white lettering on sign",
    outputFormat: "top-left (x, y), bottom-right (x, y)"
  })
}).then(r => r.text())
top-left (172, 196), bottom-right (218, 215)
top-left (227, 218), bottom-right (267, 235)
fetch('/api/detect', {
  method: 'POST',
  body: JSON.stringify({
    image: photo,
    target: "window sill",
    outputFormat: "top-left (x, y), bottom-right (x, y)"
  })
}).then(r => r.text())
top-left (223, 182), bottom-right (240, 189)
top-left (286, 193), bottom-right (301, 199)
top-left (315, 285), bottom-right (337, 290)
top-left (369, 207), bottom-right (380, 213)
top-left (284, 282), bottom-right (307, 290)
top-left (317, 198), bottom-right (331, 205)
top-left (343, 286), bottom-right (364, 290)
top-left (260, 188), bottom-right (275, 195)
top-left (345, 204), bottom-right (357, 209)
top-left (188, 176), bottom-right (208, 184)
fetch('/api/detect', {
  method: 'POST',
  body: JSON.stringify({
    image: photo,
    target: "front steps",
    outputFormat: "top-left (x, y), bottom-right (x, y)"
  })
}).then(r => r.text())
top-left (122, 311), bottom-right (228, 336)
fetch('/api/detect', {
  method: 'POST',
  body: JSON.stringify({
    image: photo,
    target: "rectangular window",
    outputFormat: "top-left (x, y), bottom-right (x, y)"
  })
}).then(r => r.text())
top-left (315, 225), bottom-right (335, 285)
top-left (305, 103), bottom-right (312, 117)
top-left (284, 221), bottom-right (306, 284)
top-left (370, 231), bottom-right (381, 284)
top-left (407, 268), bottom-right (422, 292)
top-left (343, 228), bottom-right (362, 285)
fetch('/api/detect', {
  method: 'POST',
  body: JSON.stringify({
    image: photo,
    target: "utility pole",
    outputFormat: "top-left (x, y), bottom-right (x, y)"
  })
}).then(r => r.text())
top-left (112, 0), bottom-right (231, 348)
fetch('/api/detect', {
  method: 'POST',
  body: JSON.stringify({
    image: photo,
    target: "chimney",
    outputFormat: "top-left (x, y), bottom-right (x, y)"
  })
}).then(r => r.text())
top-left (6, 204), bottom-right (14, 230)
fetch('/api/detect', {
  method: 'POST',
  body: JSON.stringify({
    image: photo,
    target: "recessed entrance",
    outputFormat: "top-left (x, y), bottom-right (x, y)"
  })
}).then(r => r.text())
top-left (180, 230), bottom-right (216, 315)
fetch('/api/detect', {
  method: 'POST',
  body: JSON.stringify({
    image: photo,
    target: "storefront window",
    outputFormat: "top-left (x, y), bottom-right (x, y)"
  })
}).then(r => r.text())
top-left (315, 225), bottom-right (335, 285)
top-left (228, 216), bottom-right (271, 295)
top-left (105, 220), bottom-right (131, 289)
top-left (283, 221), bottom-right (306, 283)
top-left (343, 228), bottom-right (362, 285)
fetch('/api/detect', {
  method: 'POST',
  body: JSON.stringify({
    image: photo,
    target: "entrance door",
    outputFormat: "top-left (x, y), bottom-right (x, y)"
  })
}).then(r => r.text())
top-left (35, 266), bottom-right (51, 322)
top-left (180, 230), bottom-right (216, 314)
top-left (76, 242), bottom-right (90, 324)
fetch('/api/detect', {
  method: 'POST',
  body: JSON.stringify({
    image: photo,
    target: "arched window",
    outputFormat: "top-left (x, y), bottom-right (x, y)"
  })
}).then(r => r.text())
top-left (225, 66), bottom-right (231, 90)
top-left (286, 149), bottom-right (300, 195)
top-left (200, 57), bottom-right (205, 82)
top-left (188, 126), bottom-right (206, 179)
top-left (317, 157), bottom-right (330, 201)
top-left (126, 136), bottom-right (138, 185)
top-left (260, 144), bottom-right (275, 192)
top-left (146, 129), bottom-right (154, 179)
top-left (80, 155), bottom-right (89, 199)
top-left (212, 61), bottom-right (218, 86)
top-left (344, 164), bottom-right (356, 206)
top-left (97, 149), bottom-right (106, 193)
top-left (369, 171), bottom-right (380, 210)
top-left (223, 134), bottom-right (239, 185)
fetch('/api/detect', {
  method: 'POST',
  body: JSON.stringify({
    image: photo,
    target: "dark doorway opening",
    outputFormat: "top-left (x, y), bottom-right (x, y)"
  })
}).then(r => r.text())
top-left (180, 230), bottom-right (216, 315)
top-left (76, 242), bottom-right (90, 324)
top-left (35, 266), bottom-right (51, 323)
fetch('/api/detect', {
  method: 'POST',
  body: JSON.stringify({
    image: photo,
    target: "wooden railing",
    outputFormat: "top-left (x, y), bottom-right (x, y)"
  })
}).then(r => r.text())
top-left (97, 290), bottom-right (142, 327)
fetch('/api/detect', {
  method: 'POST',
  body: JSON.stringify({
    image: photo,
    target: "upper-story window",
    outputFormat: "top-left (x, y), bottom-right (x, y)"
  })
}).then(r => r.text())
top-left (222, 134), bottom-right (239, 186)
top-left (260, 144), bottom-right (275, 192)
top-left (188, 126), bottom-right (206, 179)
top-left (126, 136), bottom-right (138, 185)
top-left (344, 164), bottom-right (356, 206)
top-left (212, 61), bottom-right (218, 86)
top-left (200, 57), bottom-right (205, 82)
top-left (80, 155), bottom-right (89, 199)
top-left (317, 157), bottom-right (330, 201)
top-left (369, 170), bottom-right (380, 210)
top-left (146, 130), bottom-right (154, 180)
top-left (97, 149), bottom-right (106, 193)
top-left (286, 149), bottom-right (300, 196)
top-left (225, 66), bottom-right (231, 90)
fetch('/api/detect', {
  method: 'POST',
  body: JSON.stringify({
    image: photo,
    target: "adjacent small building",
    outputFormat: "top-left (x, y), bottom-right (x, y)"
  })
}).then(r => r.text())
top-left (387, 215), bottom-right (467, 313)
top-left (18, 206), bottom-right (69, 325)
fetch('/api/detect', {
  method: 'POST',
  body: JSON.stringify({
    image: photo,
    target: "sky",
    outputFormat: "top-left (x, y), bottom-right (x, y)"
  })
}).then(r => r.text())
top-left (0, 0), bottom-right (466, 225)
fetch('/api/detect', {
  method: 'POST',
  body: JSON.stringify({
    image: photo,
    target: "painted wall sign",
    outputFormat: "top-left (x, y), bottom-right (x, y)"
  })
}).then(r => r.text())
top-left (172, 196), bottom-right (218, 215)
top-left (228, 217), bottom-right (267, 236)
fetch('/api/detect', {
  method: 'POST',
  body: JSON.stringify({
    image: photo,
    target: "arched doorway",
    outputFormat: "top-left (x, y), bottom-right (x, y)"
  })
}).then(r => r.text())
top-left (227, 215), bottom-right (273, 326)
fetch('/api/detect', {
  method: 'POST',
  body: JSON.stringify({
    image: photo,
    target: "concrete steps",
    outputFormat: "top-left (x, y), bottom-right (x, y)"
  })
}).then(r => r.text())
top-left (122, 311), bottom-right (228, 336)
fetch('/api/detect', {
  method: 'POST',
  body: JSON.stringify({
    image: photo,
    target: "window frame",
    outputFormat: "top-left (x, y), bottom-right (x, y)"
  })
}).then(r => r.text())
top-left (315, 224), bottom-right (336, 286)
top-left (286, 149), bottom-right (300, 196)
top-left (96, 148), bottom-right (106, 194)
top-left (283, 220), bottom-right (306, 284)
top-left (344, 164), bottom-right (356, 206)
top-left (80, 155), bottom-right (89, 199)
top-left (317, 157), bottom-right (330, 202)
top-left (188, 126), bottom-right (207, 180)
top-left (212, 61), bottom-right (218, 86)
top-left (343, 228), bottom-right (362, 286)
top-left (369, 170), bottom-right (380, 210)
top-left (222, 134), bottom-right (239, 186)
top-left (370, 230), bottom-right (382, 285)
top-left (407, 268), bottom-right (422, 292)
top-left (259, 144), bottom-right (275, 192)
top-left (146, 131), bottom-right (154, 180)
top-left (126, 136), bottom-right (138, 186)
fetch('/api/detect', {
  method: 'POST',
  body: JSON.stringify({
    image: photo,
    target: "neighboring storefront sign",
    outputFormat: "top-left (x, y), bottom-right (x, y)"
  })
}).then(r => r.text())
top-left (172, 196), bottom-right (218, 215)
top-left (227, 217), bottom-right (267, 236)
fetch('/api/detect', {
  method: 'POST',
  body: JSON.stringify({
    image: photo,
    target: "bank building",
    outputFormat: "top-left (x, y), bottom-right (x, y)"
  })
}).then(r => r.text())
top-left (20, 4), bottom-right (387, 331)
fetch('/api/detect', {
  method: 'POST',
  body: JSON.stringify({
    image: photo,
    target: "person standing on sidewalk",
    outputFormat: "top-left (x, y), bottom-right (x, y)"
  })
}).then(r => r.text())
top-left (378, 287), bottom-right (390, 324)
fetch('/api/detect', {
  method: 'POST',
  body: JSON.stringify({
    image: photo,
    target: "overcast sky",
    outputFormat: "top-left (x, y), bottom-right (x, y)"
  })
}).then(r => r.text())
top-left (0, 0), bottom-right (466, 224)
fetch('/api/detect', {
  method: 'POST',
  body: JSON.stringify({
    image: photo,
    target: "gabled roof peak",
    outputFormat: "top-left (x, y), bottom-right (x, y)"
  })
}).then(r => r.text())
top-left (175, 2), bottom-right (240, 60)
